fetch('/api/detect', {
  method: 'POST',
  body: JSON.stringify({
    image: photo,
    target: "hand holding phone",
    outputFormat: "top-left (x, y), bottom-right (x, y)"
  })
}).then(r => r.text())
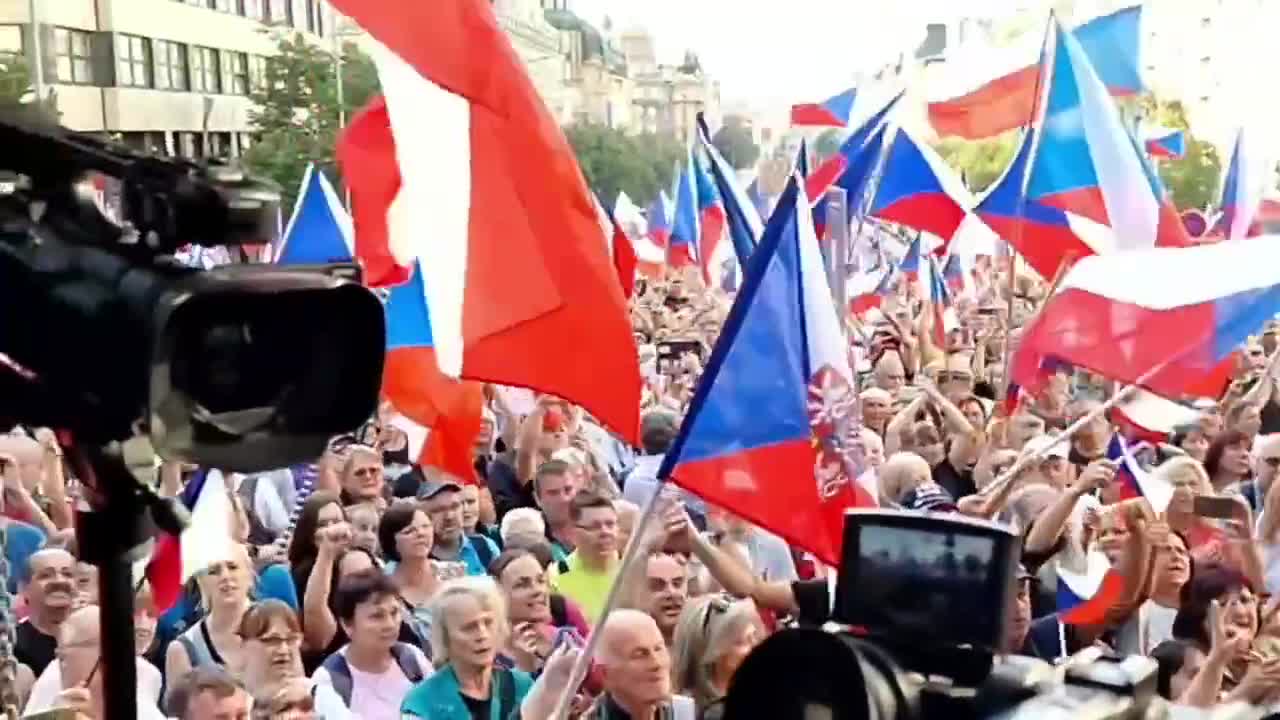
top-left (1194, 494), bottom-right (1241, 520)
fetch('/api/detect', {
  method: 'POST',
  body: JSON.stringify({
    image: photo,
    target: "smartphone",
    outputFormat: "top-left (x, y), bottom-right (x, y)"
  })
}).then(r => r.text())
top-left (1194, 495), bottom-right (1239, 520)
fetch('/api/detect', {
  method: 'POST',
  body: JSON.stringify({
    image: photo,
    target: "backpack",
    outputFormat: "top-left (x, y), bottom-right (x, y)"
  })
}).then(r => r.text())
top-left (320, 643), bottom-right (426, 705)
top-left (468, 533), bottom-right (497, 572)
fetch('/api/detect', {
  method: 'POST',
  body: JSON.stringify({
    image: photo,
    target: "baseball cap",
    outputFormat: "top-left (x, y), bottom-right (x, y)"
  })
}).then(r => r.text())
top-left (417, 477), bottom-right (462, 501)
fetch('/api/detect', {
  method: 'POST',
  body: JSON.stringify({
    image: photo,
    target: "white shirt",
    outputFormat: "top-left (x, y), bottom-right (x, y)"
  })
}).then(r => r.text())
top-left (311, 644), bottom-right (431, 720)
top-left (23, 657), bottom-right (164, 719)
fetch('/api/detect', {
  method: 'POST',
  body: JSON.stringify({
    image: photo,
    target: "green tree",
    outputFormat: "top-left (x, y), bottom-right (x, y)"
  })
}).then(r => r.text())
top-left (242, 33), bottom-right (380, 210)
top-left (932, 131), bottom-right (1020, 193)
top-left (710, 118), bottom-right (760, 170)
top-left (0, 55), bottom-right (58, 122)
top-left (1139, 96), bottom-right (1221, 210)
top-left (566, 123), bottom-right (683, 205)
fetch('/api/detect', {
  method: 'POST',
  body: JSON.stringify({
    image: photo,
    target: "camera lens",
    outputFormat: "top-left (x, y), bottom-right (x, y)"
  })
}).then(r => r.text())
top-left (722, 629), bottom-right (920, 720)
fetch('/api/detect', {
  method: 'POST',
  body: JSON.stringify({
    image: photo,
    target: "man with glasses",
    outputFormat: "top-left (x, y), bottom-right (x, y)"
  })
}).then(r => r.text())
top-left (549, 492), bottom-right (621, 623)
top-left (419, 478), bottom-right (500, 576)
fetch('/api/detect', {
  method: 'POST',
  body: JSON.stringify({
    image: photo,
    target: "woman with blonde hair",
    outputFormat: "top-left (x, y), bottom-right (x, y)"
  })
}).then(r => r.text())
top-left (1155, 456), bottom-right (1264, 589)
top-left (670, 594), bottom-right (764, 713)
top-left (400, 577), bottom-right (535, 719)
top-left (165, 544), bottom-right (255, 689)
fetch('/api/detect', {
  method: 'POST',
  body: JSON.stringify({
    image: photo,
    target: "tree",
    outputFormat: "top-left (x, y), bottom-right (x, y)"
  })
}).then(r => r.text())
top-left (566, 123), bottom-right (683, 206)
top-left (242, 33), bottom-right (380, 210)
top-left (1140, 96), bottom-right (1221, 210)
top-left (710, 118), bottom-right (760, 170)
top-left (0, 55), bottom-right (58, 123)
top-left (932, 131), bottom-right (1020, 193)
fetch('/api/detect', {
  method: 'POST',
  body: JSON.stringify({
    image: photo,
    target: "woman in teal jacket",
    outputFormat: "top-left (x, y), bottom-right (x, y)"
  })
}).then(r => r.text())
top-left (401, 577), bottom-right (534, 719)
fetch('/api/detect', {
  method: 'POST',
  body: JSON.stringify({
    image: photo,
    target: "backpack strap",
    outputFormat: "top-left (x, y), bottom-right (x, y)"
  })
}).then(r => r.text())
top-left (468, 534), bottom-right (496, 572)
top-left (320, 652), bottom-right (354, 706)
top-left (390, 643), bottom-right (425, 684)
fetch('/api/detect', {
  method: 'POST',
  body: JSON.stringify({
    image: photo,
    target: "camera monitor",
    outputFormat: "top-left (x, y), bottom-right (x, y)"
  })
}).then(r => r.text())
top-left (834, 509), bottom-right (1020, 653)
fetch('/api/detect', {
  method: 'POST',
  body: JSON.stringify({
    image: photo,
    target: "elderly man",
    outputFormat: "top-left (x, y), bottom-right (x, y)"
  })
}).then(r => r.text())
top-left (583, 609), bottom-right (695, 719)
top-left (32, 605), bottom-right (167, 719)
top-left (16, 547), bottom-right (75, 675)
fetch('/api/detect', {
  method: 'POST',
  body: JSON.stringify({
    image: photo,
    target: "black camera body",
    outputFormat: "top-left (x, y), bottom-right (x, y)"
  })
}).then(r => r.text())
top-left (721, 510), bottom-right (1162, 720)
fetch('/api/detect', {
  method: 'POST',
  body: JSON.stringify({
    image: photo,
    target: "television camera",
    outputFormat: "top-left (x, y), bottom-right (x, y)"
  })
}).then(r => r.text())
top-left (0, 114), bottom-right (385, 718)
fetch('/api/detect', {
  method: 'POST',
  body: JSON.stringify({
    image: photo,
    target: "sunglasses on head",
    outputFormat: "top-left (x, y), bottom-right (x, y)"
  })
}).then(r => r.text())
top-left (701, 593), bottom-right (734, 633)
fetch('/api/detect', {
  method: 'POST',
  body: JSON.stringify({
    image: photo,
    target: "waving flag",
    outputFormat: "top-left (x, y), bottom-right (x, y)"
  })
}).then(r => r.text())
top-left (1106, 434), bottom-right (1174, 511)
top-left (661, 177), bottom-right (873, 565)
top-left (941, 251), bottom-right (972, 295)
top-left (925, 257), bottom-right (957, 346)
top-left (746, 177), bottom-right (770, 220)
top-left (849, 266), bottom-right (898, 316)
top-left (333, 0), bottom-right (641, 443)
top-left (694, 150), bottom-right (730, 286)
top-left (1012, 235), bottom-right (1280, 402)
top-left (1143, 126), bottom-right (1187, 160)
top-left (696, 114), bottom-right (762, 266)
top-left (1113, 387), bottom-right (1202, 444)
top-left (928, 6), bottom-right (1143, 139)
top-left (618, 191), bottom-right (665, 279)
top-left (1213, 127), bottom-right (1268, 241)
top-left (1056, 552), bottom-right (1126, 626)
top-left (976, 17), bottom-right (1186, 281)
top-left (275, 163), bottom-right (355, 265)
top-left (898, 233), bottom-right (924, 280)
top-left (646, 190), bottom-right (673, 248)
top-left (670, 146), bottom-right (702, 268)
top-left (867, 126), bottom-right (969, 256)
top-left (147, 470), bottom-right (237, 613)
top-left (383, 264), bottom-right (484, 484)
top-left (791, 87), bottom-right (858, 127)
top-left (805, 91), bottom-right (903, 204)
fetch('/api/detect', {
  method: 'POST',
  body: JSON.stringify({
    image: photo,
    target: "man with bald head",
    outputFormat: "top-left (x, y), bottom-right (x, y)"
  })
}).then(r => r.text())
top-left (871, 351), bottom-right (907, 398)
top-left (16, 547), bottom-right (74, 675)
top-left (583, 609), bottom-right (694, 719)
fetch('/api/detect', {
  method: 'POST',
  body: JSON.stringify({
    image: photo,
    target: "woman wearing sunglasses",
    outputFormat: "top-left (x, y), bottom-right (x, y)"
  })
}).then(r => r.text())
top-left (670, 593), bottom-right (764, 716)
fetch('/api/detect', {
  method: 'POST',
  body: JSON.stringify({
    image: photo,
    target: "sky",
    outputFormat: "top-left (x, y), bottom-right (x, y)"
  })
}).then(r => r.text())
top-left (570, 0), bottom-right (1027, 111)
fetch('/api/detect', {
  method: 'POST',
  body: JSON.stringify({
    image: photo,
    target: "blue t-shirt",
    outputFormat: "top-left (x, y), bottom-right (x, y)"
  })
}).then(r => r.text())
top-left (5, 520), bottom-right (45, 592)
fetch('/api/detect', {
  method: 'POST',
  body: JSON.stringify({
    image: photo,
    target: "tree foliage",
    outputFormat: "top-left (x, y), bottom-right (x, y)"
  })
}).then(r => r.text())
top-left (566, 123), bottom-right (683, 206)
top-left (0, 55), bottom-right (58, 123)
top-left (1139, 96), bottom-right (1222, 211)
top-left (243, 33), bottom-right (380, 210)
top-left (710, 118), bottom-right (760, 170)
top-left (931, 131), bottom-right (1020, 193)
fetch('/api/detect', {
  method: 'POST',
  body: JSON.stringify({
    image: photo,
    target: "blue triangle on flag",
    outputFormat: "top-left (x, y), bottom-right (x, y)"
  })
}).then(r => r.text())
top-left (276, 164), bottom-right (355, 265)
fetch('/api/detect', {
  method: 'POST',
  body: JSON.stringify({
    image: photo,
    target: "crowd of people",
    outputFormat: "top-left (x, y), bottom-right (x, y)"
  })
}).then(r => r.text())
top-left (3, 257), bottom-right (1280, 719)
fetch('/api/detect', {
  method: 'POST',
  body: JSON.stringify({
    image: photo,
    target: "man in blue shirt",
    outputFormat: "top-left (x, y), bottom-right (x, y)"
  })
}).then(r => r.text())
top-left (419, 479), bottom-right (499, 576)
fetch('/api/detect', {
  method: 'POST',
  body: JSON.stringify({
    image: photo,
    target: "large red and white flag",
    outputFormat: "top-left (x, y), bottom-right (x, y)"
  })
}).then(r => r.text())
top-left (333, 0), bottom-right (641, 443)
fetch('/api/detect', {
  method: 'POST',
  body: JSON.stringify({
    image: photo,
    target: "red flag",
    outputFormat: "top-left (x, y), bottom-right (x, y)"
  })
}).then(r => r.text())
top-left (609, 212), bottom-right (638, 300)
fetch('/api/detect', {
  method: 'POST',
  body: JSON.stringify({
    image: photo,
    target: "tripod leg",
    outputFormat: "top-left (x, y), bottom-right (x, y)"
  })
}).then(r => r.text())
top-left (97, 553), bottom-right (136, 719)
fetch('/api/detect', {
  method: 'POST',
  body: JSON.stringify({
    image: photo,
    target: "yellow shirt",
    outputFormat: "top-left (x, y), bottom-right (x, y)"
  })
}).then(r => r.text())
top-left (548, 551), bottom-right (618, 624)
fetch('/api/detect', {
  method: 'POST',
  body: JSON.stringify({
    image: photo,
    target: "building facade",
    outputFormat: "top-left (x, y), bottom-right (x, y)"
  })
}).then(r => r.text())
top-left (0, 0), bottom-right (331, 156)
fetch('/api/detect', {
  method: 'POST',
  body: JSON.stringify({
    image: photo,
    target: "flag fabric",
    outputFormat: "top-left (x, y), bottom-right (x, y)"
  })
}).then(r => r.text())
top-left (1143, 126), bottom-right (1187, 160)
top-left (925, 257), bottom-right (956, 346)
top-left (607, 210), bottom-right (639, 300)
top-left (975, 17), bottom-right (1187, 281)
top-left (618, 191), bottom-right (665, 279)
top-left (661, 176), bottom-right (873, 566)
top-left (1213, 128), bottom-right (1267, 241)
top-left (670, 145), bottom-right (702, 269)
top-left (383, 263), bottom-right (485, 484)
top-left (746, 176), bottom-right (770, 220)
top-left (1011, 235), bottom-right (1280, 402)
top-left (332, 0), bottom-right (641, 443)
top-left (928, 6), bottom-right (1143, 139)
top-left (693, 150), bottom-right (730, 286)
top-left (867, 126), bottom-right (970, 256)
top-left (898, 233), bottom-right (924, 282)
top-left (275, 163), bottom-right (355, 265)
top-left (1056, 551), bottom-right (1127, 626)
top-left (1113, 387), bottom-right (1201, 444)
top-left (1106, 434), bottom-right (1174, 511)
top-left (941, 251), bottom-right (972, 295)
top-left (646, 190), bottom-right (673, 248)
top-left (790, 87), bottom-right (858, 127)
top-left (849, 266), bottom-right (898, 316)
top-left (805, 92), bottom-right (903, 205)
top-left (147, 469), bottom-right (237, 613)
top-left (696, 114), bottom-right (762, 266)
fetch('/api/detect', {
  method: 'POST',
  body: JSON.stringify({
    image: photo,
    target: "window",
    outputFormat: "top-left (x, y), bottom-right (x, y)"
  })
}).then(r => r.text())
top-left (153, 40), bottom-right (189, 90)
top-left (116, 34), bottom-right (152, 88)
top-left (249, 55), bottom-right (267, 91)
top-left (220, 50), bottom-right (248, 94)
top-left (241, 0), bottom-right (265, 20)
top-left (211, 0), bottom-right (234, 12)
top-left (53, 28), bottom-right (95, 84)
top-left (304, 0), bottom-right (316, 33)
top-left (190, 46), bottom-right (219, 92)
top-left (267, 0), bottom-right (292, 25)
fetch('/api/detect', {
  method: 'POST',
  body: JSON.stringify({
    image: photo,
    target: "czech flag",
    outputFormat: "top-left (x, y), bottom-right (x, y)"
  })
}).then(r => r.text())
top-left (791, 87), bottom-right (858, 127)
top-left (661, 176), bottom-right (874, 566)
top-left (1143, 126), bottom-right (1186, 160)
top-left (1212, 127), bottom-right (1267, 242)
top-left (941, 251), bottom-right (972, 295)
top-left (1106, 434), bottom-right (1174, 511)
top-left (147, 469), bottom-right (237, 613)
top-left (1011, 235), bottom-right (1280, 404)
top-left (647, 190), bottom-right (673, 248)
top-left (274, 163), bottom-right (355, 265)
top-left (928, 6), bottom-right (1143, 139)
top-left (1113, 387), bottom-right (1201, 444)
top-left (867, 126), bottom-right (970, 257)
top-left (897, 233), bottom-right (924, 286)
top-left (849, 266), bottom-right (898, 316)
top-left (618, 191), bottom-right (665, 279)
top-left (805, 91), bottom-right (903, 206)
top-left (332, 0), bottom-right (641, 443)
top-left (693, 147), bottom-right (730, 286)
top-left (975, 16), bottom-right (1187, 281)
top-left (696, 114), bottom-right (762, 267)
top-left (1056, 551), bottom-right (1126, 626)
top-left (925, 257), bottom-right (957, 347)
top-left (383, 263), bottom-right (485, 484)
top-left (670, 145), bottom-right (702, 269)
